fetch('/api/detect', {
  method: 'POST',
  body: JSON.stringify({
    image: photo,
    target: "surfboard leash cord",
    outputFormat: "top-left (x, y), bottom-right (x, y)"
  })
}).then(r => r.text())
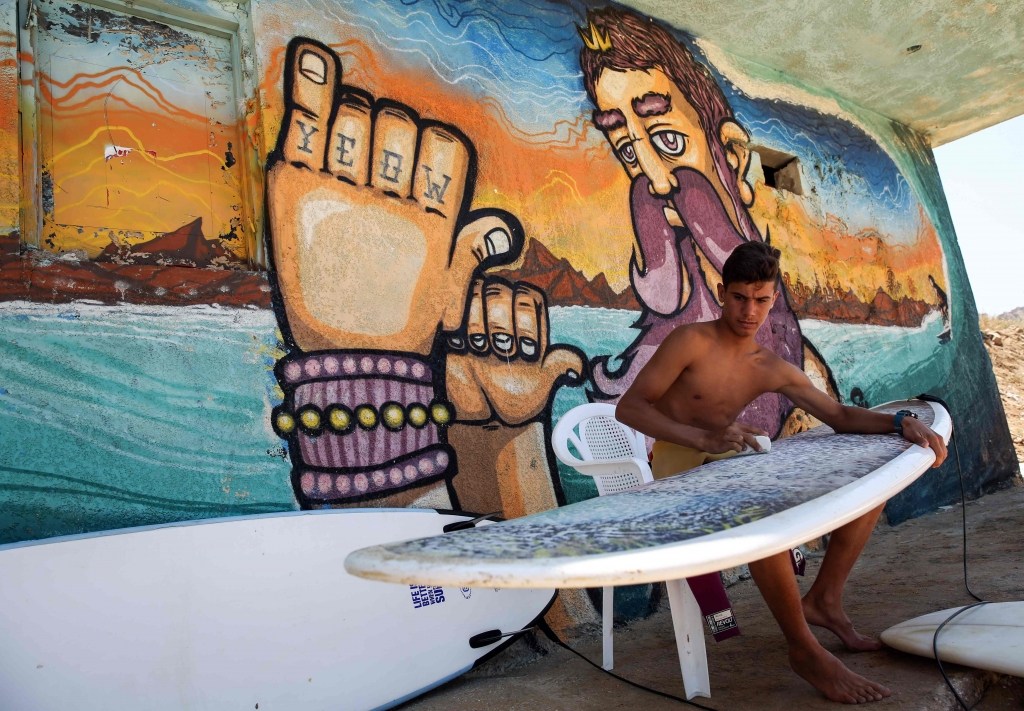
top-left (533, 618), bottom-right (719, 710)
top-left (917, 393), bottom-right (987, 711)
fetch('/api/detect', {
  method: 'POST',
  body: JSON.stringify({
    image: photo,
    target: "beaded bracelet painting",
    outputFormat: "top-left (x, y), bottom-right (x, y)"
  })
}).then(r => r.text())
top-left (273, 351), bottom-right (455, 504)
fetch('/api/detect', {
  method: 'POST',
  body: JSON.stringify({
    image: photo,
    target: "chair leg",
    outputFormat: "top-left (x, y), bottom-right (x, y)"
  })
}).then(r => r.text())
top-left (665, 578), bottom-right (711, 699)
top-left (602, 585), bottom-right (614, 670)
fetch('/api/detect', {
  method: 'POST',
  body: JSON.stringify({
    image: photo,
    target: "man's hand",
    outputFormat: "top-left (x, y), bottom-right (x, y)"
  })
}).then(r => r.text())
top-left (901, 417), bottom-right (948, 467)
top-left (701, 422), bottom-right (769, 454)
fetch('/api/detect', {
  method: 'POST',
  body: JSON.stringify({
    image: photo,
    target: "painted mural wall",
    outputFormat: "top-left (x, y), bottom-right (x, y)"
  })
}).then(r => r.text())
top-left (0, 0), bottom-right (16, 233)
top-left (0, 0), bottom-right (1016, 596)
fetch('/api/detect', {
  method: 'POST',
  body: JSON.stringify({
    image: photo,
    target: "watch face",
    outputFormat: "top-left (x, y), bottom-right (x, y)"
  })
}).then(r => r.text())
top-left (894, 410), bottom-right (917, 434)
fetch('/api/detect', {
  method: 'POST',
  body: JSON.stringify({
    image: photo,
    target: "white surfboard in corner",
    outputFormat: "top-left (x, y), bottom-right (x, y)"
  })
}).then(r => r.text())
top-left (881, 601), bottom-right (1024, 677)
top-left (0, 509), bottom-right (556, 710)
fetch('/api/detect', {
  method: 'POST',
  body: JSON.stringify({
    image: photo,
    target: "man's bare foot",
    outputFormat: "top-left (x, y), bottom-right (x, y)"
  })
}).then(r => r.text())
top-left (803, 595), bottom-right (883, 652)
top-left (789, 644), bottom-right (892, 704)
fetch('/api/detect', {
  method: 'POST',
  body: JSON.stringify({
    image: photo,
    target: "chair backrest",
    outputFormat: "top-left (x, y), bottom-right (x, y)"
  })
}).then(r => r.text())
top-left (551, 403), bottom-right (652, 495)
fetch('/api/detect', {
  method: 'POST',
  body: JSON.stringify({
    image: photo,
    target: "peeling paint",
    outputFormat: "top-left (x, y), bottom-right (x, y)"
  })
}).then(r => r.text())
top-left (28, 0), bottom-right (251, 260)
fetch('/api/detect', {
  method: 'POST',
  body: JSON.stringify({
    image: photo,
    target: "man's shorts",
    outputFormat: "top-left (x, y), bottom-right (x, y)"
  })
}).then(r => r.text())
top-left (651, 440), bottom-right (739, 479)
top-left (651, 440), bottom-right (741, 641)
top-left (651, 439), bottom-right (804, 577)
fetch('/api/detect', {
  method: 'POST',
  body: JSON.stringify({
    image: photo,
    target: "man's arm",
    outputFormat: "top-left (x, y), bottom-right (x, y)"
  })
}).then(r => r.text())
top-left (615, 328), bottom-right (764, 453)
top-left (776, 364), bottom-right (948, 467)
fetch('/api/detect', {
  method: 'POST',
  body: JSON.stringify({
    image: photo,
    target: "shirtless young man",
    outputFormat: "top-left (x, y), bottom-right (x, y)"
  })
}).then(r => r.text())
top-left (615, 241), bottom-right (948, 704)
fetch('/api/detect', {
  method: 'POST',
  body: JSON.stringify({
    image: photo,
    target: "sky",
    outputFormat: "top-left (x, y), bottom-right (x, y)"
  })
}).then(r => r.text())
top-left (933, 114), bottom-right (1024, 317)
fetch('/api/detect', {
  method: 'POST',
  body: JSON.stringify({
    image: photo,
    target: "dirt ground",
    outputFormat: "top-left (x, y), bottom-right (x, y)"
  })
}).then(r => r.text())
top-left (401, 319), bottom-right (1024, 710)
top-left (404, 484), bottom-right (1024, 711)
top-left (980, 314), bottom-right (1024, 464)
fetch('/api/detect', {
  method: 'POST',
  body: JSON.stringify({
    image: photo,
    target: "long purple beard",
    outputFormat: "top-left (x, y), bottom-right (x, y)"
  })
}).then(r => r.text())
top-left (591, 168), bottom-right (803, 438)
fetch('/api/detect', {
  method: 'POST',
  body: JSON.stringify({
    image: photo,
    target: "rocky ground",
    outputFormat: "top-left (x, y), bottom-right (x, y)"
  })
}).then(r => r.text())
top-left (980, 310), bottom-right (1024, 464)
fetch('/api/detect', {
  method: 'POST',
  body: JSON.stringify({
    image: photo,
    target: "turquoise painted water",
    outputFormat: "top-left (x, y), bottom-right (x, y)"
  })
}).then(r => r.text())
top-left (0, 302), bottom-right (294, 542)
top-left (799, 312), bottom-right (951, 407)
top-left (0, 302), bottom-right (950, 544)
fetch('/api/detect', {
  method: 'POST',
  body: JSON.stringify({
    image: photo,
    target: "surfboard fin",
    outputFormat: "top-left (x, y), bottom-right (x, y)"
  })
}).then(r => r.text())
top-left (468, 627), bottom-right (533, 649)
top-left (443, 512), bottom-right (503, 533)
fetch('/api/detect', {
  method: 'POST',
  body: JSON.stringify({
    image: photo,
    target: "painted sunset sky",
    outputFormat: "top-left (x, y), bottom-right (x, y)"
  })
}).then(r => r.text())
top-left (255, 0), bottom-right (936, 297)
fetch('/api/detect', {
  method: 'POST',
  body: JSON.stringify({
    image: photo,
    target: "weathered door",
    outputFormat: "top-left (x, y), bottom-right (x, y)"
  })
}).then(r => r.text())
top-left (32, 0), bottom-right (249, 263)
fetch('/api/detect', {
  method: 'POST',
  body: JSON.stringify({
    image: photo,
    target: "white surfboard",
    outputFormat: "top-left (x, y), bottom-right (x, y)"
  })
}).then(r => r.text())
top-left (0, 509), bottom-right (556, 710)
top-left (880, 602), bottom-right (1024, 677)
top-left (346, 400), bottom-right (952, 589)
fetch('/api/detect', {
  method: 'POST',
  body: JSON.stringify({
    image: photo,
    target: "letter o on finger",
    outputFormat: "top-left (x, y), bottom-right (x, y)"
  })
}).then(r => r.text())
top-left (370, 103), bottom-right (418, 196)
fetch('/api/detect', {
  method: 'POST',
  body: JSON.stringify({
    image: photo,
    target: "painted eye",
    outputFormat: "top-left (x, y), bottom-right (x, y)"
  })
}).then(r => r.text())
top-left (651, 130), bottom-right (686, 157)
top-left (616, 142), bottom-right (637, 165)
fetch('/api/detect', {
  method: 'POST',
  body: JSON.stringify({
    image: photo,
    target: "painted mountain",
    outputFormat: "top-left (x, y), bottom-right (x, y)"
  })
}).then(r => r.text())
top-left (96, 218), bottom-right (245, 269)
top-left (0, 227), bottom-right (269, 307)
top-left (499, 238), bottom-right (640, 311)
top-left (2, 223), bottom-right (939, 328)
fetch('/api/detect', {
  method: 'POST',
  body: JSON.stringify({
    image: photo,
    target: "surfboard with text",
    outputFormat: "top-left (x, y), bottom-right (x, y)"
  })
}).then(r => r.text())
top-left (0, 509), bottom-right (555, 710)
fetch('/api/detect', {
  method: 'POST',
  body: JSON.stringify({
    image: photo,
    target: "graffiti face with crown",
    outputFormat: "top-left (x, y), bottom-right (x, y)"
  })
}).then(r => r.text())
top-left (594, 67), bottom-right (726, 210)
top-left (592, 66), bottom-right (753, 314)
top-left (579, 8), bottom-right (810, 438)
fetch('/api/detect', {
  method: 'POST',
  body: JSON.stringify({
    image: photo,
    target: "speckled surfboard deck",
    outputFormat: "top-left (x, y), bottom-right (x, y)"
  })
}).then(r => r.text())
top-left (346, 400), bottom-right (951, 589)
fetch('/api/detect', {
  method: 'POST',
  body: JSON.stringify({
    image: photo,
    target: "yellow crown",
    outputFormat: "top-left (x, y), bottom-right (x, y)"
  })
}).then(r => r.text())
top-left (578, 21), bottom-right (612, 52)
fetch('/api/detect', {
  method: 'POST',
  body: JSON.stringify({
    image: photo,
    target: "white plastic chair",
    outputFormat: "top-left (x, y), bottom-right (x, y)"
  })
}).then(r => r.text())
top-left (552, 403), bottom-right (710, 699)
top-left (551, 402), bottom-right (652, 496)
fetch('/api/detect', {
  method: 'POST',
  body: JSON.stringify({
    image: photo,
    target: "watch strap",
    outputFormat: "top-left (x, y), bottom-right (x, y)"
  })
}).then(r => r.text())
top-left (893, 409), bottom-right (918, 435)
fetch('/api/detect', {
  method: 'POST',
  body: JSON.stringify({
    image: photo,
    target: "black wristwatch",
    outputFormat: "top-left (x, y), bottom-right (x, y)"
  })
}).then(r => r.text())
top-left (893, 409), bottom-right (918, 436)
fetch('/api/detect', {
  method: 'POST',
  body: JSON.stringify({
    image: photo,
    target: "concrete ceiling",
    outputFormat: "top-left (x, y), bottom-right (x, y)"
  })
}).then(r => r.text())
top-left (615, 0), bottom-right (1024, 147)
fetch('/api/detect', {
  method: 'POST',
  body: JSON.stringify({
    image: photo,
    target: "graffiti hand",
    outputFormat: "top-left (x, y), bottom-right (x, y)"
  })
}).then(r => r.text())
top-left (266, 39), bottom-right (522, 354)
top-left (446, 278), bottom-right (585, 425)
top-left (265, 38), bottom-right (532, 506)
